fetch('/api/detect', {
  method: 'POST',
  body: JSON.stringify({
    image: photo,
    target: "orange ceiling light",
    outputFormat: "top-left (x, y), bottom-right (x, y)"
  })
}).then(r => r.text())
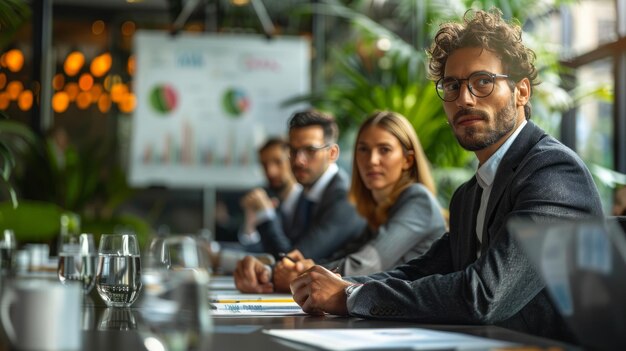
top-left (0, 92), bottom-right (10, 109)
top-left (127, 55), bottom-right (135, 76)
top-left (97, 93), bottom-right (111, 113)
top-left (92, 20), bottom-right (105, 35)
top-left (65, 82), bottom-right (79, 101)
top-left (91, 83), bottom-right (103, 102)
top-left (0, 73), bottom-right (6, 89)
top-left (91, 53), bottom-right (112, 77)
top-left (6, 81), bottom-right (23, 100)
top-left (5, 49), bottom-right (24, 73)
top-left (52, 91), bottom-right (70, 113)
top-left (64, 51), bottom-right (85, 77)
top-left (52, 73), bottom-right (65, 90)
top-left (17, 90), bottom-right (33, 111)
top-left (121, 21), bottom-right (135, 36)
top-left (110, 83), bottom-right (128, 103)
top-left (118, 92), bottom-right (136, 113)
top-left (78, 73), bottom-right (94, 91)
top-left (76, 91), bottom-right (92, 109)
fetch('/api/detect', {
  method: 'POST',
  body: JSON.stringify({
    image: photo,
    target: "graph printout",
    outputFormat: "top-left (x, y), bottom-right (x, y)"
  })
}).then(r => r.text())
top-left (130, 31), bottom-right (310, 188)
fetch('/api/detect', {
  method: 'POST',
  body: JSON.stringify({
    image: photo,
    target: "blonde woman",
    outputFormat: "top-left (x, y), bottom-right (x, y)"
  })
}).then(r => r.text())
top-left (235, 111), bottom-right (446, 293)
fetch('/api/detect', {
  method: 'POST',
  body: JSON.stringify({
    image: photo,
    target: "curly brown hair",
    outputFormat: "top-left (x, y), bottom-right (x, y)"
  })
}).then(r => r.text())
top-left (427, 8), bottom-right (539, 119)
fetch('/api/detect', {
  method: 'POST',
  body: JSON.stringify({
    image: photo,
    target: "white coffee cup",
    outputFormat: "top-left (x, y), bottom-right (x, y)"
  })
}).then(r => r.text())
top-left (1, 278), bottom-right (82, 350)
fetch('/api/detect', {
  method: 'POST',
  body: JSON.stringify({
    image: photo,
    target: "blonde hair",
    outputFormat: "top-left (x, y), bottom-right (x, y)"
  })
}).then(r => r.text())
top-left (349, 111), bottom-right (436, 229)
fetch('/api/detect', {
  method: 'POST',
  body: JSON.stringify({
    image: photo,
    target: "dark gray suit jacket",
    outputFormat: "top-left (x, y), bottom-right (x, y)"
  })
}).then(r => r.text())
top-left (258, 169), bottom-right (366, 260)
top-left (346, 121), bottom-right (603, 343)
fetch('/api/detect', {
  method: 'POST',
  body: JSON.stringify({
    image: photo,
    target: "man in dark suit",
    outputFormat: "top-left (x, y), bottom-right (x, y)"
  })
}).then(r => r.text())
top-left (235, 110), bottom-right (366, 293)
top-left (238, 137), bottom-right (301, 252)
top-left (211, 138), bottom-right (301, 274)
top-left (290, 9), bottom-right (603, 344)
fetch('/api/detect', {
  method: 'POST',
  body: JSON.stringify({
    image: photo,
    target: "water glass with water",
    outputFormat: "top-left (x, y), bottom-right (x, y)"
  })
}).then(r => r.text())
top-left (0, 229), bottom-right (16, 273)
top-left (95, 234), bottom-right (142, 308)
top-left (58, 233), bottom-right (97, 294)
top-left (140, 235), bottom-right (212, 349)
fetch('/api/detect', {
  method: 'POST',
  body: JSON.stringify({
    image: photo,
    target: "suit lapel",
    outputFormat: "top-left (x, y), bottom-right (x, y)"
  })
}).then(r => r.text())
top-left (456, 178), bottom-right (483, 267)
top-left (310, 171), bottom-right (343, 222)
top-left (481, 121), bottom-right (546, 249)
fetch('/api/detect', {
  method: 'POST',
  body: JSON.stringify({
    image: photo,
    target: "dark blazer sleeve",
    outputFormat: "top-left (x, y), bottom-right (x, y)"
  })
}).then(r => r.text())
top-left (258, 170), bottom-right (366, 260)
top-left (346, 129), bottom-right (603, 327)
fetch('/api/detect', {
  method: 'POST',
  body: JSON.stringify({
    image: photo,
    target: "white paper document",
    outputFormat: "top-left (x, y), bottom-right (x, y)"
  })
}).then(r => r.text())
top-left (263, 328), bottom-right (517, 350)
top-left (209, 293), bottom-right (295, 304)
top-left (211, 302), bottom-right (306, 316)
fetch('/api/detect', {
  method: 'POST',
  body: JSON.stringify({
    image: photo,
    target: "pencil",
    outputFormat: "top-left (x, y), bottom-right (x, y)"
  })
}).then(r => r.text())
top-left (278, 252), bottom-right (298, 263)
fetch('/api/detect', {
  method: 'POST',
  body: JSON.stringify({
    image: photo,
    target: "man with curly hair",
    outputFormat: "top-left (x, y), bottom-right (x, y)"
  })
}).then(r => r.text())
top-left (290, 8), bottom-right (603, 343)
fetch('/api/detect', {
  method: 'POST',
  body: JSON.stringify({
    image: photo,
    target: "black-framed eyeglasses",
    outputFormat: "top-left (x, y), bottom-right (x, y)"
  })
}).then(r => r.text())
top-left (435, 71), bottom-right (509, 102)
top-left (289, 144), bottom-right (331, 160)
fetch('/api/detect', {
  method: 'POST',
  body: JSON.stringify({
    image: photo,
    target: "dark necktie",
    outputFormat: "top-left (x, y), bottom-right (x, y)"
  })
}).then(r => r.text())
top-left (290, 195), bottom-right (313, 239)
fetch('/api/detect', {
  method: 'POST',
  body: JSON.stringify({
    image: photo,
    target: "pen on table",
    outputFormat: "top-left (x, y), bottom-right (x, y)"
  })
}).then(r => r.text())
top-left (278, 252), bottom-right (298, 263)
top-left (210, 298), bottom-right (295, 303)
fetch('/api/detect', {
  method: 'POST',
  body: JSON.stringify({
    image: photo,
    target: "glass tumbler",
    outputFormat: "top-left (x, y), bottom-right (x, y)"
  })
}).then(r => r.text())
top-left (140, 235), bottom-right (212, 349)
top-left (58, 233), bottom-right (97, 294)
top-left (95, 234), bottom-right (142, 308)
top-left (0, 229), bottom-right (16, 273)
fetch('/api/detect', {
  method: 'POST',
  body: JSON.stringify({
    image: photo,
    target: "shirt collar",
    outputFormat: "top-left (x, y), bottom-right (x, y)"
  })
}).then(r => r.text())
top-left (306, 163), bottom-right (338, 203)
top-left (280, 183), bottom-right (302, 217)
top-left (476, 119), bottom-right (527, 189)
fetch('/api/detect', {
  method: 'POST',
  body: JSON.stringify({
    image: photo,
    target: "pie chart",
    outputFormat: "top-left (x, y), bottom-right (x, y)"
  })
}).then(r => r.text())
top-left (222, 88), bottom-right (250, 117)
top-left (149, 84), bottom-right (178, 114)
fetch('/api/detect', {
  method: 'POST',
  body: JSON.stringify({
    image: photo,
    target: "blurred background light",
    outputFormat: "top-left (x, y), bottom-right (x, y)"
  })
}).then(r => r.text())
top-left (76, 91), bottom-right (92, 109)
top-left (118, 92), bottom-right (136, 113)
top-left (91, 52), bottom-right (112, 77)
top-left (52, 73), bottom-right (65, 90)
top-left (0, 92), bottom-right (10, 109)
top-left (122, 21), bottom-right (136, 36)
top-left (79, 73), bottom-right (94, 91)
top-left (7, 81), bottom-right (24, 100)
top-left (5, 49), bottom-right (24, 72)
top-left (17, 89), bottom-right (33, 111)
top-left (0, 73), bottom-right (6, 90)
top-left (52, 91), bottom-right (70, 113)
top-left (64, 51), bottom-right (85, 76)
top-left (64, 82), bottom-right (79, 101)
top-left (92, 20), bottom-right (105, 35)
top-left (97, 93), bottom-right (111, 113)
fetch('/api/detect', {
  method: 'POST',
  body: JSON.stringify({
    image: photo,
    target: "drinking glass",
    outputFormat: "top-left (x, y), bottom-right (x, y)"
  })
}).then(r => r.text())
top-left (98, 308), bottom-right (137, 331)
top-left (95, 234), bottom-right (142, 308)
top-left (139, 235), bottom-right (212, 349)
top-left (58, 233), bottom-right (97, 294)
top-left (0, 229), bottom-right (16, 273)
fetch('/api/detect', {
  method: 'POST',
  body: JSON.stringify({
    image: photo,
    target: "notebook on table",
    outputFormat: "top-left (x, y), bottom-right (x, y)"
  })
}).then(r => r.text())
top-left (508, 217), bottom-right (626, 350)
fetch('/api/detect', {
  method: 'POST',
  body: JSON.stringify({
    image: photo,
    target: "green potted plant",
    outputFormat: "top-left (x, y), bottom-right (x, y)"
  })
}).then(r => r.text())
top-left (289, 0), bottom-right (581, 207)
top-left (0, 119), bottom-right (151, 249)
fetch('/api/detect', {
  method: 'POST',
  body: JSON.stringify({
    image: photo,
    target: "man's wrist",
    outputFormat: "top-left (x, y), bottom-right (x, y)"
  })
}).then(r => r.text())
top-left (344, 283), bottom-right (362, 298)
top-left (344, 283), bottom-right (363, 313)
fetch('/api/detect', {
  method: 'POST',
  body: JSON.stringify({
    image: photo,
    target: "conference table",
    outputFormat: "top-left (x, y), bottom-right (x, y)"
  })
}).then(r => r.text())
top-left (82, 276), bottom-right (579, 351)
top-left (84, 313), bottom-right (580, 351)
top-left (0, 274), bottom-right (581, 351)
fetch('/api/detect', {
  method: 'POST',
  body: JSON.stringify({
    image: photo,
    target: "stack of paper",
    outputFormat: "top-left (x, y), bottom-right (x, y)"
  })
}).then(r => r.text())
top-left (209, 293), bottom-right (305, 316)
top-left (264, 328), bottom-right (517, 350)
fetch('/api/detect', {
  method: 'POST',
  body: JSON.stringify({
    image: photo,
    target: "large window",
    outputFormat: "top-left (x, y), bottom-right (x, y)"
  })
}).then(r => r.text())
top-left (562, 0), bottom-right (625, 212)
